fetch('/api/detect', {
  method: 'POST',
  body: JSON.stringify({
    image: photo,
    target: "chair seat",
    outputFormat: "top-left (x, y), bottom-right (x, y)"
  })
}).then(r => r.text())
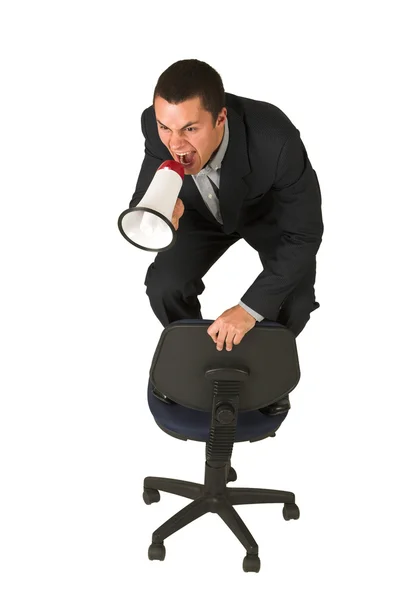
top-left (147, 379), bottom-right (288, 442)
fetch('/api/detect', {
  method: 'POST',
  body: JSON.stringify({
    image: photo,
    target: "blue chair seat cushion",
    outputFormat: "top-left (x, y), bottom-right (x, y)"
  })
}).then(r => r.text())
top-left (147, 380), bottom-right (288, 442)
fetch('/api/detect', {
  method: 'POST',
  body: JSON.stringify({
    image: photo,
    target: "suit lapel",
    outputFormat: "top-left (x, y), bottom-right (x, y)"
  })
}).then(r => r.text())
top-left (219, 105), bottom-right (250, 233)
top-left (181, 104), bottom-right (251, 231)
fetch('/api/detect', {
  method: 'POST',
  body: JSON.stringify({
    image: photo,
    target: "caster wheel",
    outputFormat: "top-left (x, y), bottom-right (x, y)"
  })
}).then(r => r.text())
top-left (243, 553), bottom-right (261, 573)
top-left (143, 488), bottom-right (160, 505)
top-left (283, 503), bottom-right (300, 520)
top-left (227, 467), bottom-right (237, 483)
top-left (148, 542), bottom-right (166, 561)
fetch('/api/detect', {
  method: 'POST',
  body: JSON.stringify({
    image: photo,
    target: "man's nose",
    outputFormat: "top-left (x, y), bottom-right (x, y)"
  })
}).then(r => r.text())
top-left (170, 131), bottom-right (185, 150)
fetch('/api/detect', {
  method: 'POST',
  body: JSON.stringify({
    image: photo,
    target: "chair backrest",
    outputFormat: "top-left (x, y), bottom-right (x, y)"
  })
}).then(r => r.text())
top-left (149, 319), bottom-right (300, 412)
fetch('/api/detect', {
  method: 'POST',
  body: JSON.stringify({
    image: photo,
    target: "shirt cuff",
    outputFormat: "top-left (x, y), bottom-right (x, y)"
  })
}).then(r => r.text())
top-left (239, 301), bottom-right (264, 322)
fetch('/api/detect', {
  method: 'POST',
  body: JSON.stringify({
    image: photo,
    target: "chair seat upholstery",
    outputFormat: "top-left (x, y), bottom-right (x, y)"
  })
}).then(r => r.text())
top-left (147, 379), bottom-right (288, 442)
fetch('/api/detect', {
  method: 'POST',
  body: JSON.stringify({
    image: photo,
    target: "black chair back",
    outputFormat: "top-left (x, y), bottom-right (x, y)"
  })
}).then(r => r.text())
top-left (150, 320), bottom-right (300, 412)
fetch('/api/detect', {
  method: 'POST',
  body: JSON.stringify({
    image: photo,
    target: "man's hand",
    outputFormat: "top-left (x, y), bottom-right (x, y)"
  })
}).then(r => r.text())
top-left (171, 198), bottom-right (185, 230)
top-left (207, 304), bottom-right (256, 351)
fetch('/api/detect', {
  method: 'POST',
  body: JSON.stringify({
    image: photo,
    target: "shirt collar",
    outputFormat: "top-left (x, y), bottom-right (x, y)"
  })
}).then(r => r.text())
top-left (196, 117), bottom-right (229, 174)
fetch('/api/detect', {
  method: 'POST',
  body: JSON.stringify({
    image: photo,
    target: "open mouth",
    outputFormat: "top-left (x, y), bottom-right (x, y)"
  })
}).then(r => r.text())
top-left (175, 151), bottom-right (196, 168)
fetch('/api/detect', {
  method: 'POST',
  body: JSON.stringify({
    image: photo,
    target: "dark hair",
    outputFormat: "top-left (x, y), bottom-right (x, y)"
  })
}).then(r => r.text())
top-left (153, 59), bottom-right (225, 124)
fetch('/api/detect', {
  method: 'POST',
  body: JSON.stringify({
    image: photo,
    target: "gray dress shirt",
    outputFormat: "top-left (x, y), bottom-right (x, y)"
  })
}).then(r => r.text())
top-left (191, 119), bottom-right (264, 322)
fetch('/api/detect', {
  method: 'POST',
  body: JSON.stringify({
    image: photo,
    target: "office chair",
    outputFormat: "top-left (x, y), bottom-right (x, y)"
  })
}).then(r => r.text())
top-left (143, 319), bottom-right (301, 573)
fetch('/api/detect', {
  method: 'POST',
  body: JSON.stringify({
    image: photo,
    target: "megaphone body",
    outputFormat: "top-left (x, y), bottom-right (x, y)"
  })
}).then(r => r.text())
top-left (118, 160), bottom-right (185, 252)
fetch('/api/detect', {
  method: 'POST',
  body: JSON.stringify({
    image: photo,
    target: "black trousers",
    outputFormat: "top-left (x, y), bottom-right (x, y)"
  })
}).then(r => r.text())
top-left (144, 208), bottom-right (319, 338)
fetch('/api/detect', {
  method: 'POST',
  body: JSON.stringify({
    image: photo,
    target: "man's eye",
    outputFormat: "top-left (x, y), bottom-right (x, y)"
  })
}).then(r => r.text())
top-left (186, 127), bottom-right (196, 132)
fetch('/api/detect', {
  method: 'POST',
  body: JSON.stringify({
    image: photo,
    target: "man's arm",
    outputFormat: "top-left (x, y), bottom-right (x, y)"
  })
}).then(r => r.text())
top-left (130, 110), bottom-right (165, 208)
top-left (240, 131), bottom-right (323, 321)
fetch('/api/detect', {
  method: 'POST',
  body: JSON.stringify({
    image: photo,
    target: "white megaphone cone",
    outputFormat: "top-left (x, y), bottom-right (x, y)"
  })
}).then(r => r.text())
top-left (118, 160), bottom-right (185, 252)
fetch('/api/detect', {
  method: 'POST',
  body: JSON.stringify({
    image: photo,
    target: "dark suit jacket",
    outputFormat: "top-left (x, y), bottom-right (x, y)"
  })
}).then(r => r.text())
top-left (130, 93), bottom-right (323, 321)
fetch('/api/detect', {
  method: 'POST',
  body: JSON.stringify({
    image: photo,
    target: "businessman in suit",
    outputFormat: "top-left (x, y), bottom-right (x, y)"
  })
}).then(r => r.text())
top-left (130, 59), bottom-right (323, 414)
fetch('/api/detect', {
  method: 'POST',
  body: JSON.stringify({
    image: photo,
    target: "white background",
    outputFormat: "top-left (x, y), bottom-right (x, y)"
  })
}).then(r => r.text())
top-left (1, 1), bottom-right (399, 597)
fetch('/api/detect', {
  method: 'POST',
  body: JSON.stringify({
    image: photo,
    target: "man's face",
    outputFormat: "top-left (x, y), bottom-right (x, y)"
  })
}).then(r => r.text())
top-left (154, 96), bottom-right (227, 175)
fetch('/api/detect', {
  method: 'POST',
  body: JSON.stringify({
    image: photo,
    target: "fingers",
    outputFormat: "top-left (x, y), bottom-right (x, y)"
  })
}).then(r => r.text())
top-left (232, 332), bottom-right (244, 345)
top-left (206, 306), bottom-right (255, 351)
top-left (208, 325), bottom-right (244, 351)
top-left (172, 198), bottom-right (185, 230)
top-left (174, 198), bottom-right (185, 216)
top-left (208, 321), bottom-right (230, 351)
top-left (207, 324), bottom-right (218, 345)
top-left (215, 328), bottom-right (227, 351)
top-left (224, 330), bottom-right (236, 352)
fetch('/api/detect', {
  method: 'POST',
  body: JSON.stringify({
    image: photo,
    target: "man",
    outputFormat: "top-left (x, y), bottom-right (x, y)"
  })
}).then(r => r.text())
top-left (130, 59), bottom-right (323, 415)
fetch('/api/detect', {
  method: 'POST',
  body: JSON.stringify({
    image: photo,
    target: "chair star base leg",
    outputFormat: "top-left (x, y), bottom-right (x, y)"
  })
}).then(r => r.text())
top-left (144, 476), bottom-right (204, 500)
top-left (228, 487), bottom-right (295, 506)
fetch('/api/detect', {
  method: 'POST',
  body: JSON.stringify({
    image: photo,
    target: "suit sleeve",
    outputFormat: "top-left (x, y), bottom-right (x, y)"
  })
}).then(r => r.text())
top-left (240, 131), bottom-right (323, 321)
top-left (129, 110), bottom-right (165, 208)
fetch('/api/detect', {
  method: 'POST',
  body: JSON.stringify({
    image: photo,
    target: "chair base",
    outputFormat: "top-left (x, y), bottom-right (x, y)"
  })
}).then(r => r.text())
top-left (143, 461), bottom-right (299, 573)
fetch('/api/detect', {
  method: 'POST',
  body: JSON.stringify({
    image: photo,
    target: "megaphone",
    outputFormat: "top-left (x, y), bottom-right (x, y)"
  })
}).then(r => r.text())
top-left (118, 160), bottom-right (184, 252)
